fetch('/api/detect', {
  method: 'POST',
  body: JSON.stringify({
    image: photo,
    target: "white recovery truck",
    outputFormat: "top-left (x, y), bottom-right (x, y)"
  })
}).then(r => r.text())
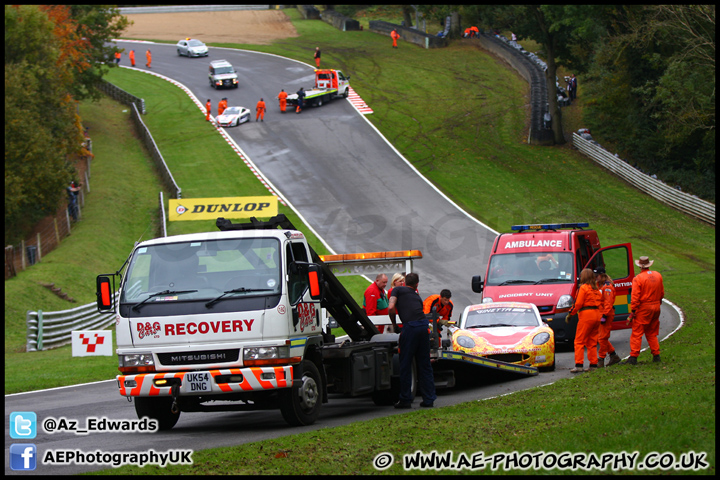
top-left (97, 215), bottom-right (423, 429)
top-left (286, 69), bottom-right (351, 108)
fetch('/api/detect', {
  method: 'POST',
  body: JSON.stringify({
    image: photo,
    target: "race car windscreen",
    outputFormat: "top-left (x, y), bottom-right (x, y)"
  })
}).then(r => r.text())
top-left (485, 252), bottom-right (574, 285)
top-left (464, 305), bottom-right (539, 328)
top-left (121, 237), bottom-right (281, 303)
top-left (223, 107), bottom-right (241, 115)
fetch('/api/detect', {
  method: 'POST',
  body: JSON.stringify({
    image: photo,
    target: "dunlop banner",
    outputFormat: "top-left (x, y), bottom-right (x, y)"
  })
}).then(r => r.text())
top-left (169, 196), bottom-right (277, 221)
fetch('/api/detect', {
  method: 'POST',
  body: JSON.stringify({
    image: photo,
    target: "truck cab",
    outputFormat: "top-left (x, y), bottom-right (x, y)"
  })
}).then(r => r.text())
top-left (314, 69), bottom-right (350, 97)
top-left (471, 223), bottom-right (634, 343)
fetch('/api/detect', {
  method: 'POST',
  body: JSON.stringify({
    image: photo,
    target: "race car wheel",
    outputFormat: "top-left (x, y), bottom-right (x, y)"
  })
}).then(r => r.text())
top-left (134, 397), bottom-right (180, 431)
top-left (279, 360), bottom-right (322, 426)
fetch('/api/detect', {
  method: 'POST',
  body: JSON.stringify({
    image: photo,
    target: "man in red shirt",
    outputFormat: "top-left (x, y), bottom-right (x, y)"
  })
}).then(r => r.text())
top-left (363, 274), bottom-right (389, 315)
top-left (625, 256), bottom-right (665, 364)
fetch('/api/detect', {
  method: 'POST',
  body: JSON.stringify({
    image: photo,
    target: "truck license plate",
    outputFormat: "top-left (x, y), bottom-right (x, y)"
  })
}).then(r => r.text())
top-left (185, 372), bottom-right (212, 392)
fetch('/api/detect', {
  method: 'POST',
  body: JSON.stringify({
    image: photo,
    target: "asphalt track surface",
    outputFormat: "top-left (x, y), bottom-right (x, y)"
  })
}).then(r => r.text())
top-left (5, 41), bottom-right (682, 475)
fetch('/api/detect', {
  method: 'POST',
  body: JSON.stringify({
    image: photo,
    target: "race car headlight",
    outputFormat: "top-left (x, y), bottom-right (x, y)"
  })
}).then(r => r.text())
top-left (556, 295), bottom-right (573, 310)
top-left (532, 332), bottom-right (551, 346)
top-left (456, 336), bottom-right (476, 349)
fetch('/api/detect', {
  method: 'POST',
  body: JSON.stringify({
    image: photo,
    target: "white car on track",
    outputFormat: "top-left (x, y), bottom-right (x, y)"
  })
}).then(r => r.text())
top-left (177, 38), bottom-right (208, 57)
top-left (216, 106), bottom-right (251, 127)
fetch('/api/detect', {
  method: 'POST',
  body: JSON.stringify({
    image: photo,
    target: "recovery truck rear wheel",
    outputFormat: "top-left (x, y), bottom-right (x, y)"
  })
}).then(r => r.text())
top-left (279, 360), bottom-right (322, 426)
top-left (134, 397), bottom-right (180, 431)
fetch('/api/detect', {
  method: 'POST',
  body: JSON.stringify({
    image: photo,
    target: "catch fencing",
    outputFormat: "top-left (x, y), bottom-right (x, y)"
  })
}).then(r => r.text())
top-left (573, 133), bottom-right (715, 225)
top-left (26, 294), bottom-right (117, 352)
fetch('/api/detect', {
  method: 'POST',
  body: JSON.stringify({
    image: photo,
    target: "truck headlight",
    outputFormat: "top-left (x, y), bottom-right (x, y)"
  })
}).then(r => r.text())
top-left (482, 297), bottom-right (494, 304)
top-left (118, 353), bottom-right (155, 373)
top-left (243, 346), bottom-right (298, 366)
top-left (556, 295), bottom-right (573, 310)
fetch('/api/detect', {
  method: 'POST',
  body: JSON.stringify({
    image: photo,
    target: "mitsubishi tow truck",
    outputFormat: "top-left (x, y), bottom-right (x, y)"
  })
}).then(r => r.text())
top-left (471, 222), bottom-right (635, 343)
top-left (97, 215), bottom-right (537, 430)
top-left (286, 69), bottom-right (351, 108)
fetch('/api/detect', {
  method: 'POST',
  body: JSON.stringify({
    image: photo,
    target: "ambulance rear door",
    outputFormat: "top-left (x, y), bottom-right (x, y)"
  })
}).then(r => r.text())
top-left (584, 243), bottom-right (634, 327)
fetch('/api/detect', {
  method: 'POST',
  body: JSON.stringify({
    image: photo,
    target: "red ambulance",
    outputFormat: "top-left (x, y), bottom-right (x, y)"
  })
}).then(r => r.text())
top-left (471, 223), bottom-right (634, 343)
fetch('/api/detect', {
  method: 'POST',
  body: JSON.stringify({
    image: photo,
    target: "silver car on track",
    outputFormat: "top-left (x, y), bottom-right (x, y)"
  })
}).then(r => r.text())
top-left (177, 38), bottom-right (208, 57)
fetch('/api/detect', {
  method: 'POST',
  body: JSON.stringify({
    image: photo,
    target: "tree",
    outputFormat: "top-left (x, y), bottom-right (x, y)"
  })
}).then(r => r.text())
top-left (584, 5), bottom-right (715, 200)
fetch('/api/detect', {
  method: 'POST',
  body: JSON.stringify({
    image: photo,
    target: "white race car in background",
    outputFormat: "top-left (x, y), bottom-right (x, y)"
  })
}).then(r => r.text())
top-left (216, 106), bottom-right (251, 127)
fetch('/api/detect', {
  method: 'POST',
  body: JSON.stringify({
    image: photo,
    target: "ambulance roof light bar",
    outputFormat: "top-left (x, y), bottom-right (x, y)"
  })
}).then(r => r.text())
top-left (511, 222), bottom-right (589, 232)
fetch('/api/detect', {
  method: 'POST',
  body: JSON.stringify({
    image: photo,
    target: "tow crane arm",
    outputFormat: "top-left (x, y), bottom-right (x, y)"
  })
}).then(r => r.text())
top-left (216, 215), bottom-right (378, 341)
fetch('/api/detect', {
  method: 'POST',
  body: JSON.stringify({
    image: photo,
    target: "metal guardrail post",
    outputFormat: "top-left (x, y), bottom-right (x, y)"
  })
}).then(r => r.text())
top-left (37, 310), bottom-right (44, 351)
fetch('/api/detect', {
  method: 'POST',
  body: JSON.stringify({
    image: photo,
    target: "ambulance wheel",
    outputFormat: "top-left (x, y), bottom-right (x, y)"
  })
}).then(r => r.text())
top-left (343, 88), bottom-right (349, 98)
top-left (134, 397), bottom-right (180, 431)
top-left (279, 360), bottom-right (322, 426)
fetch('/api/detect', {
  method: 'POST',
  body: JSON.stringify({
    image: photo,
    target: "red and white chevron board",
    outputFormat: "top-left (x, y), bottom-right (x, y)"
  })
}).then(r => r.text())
top-left (347, 87), bottom-right (373, 114)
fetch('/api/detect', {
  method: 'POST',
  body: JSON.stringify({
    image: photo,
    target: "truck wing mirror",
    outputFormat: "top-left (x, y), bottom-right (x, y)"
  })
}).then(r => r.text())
top-left (96, 275), bottom-right (114, 312)
top-left (308, 264), bottom-right (322, 300)
top-left (471, 275), bottom-right (484, 293)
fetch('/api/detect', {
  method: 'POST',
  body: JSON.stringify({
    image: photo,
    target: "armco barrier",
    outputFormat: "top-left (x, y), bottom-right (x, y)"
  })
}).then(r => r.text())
top-left (573, 133), bottom-right (715, 225)
top-left (27, 295), bottom-right (117, 352)
top-left (321, 9), bottom-right (360, 31)
top-left (98, 80), bottom-right (182, 199)
top-left (369, 20), bottom-right (448, 49)
top-left (475, 34), bottom-right (553, 145)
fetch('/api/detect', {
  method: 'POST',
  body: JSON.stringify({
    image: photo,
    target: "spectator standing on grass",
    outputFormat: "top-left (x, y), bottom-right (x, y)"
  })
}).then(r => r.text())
top-left (623, 256), bottom-right (664, 365)
top-left (595, 267), bottom-right (621, 367)
top-left (363, 274), bottom-right (389, 316)
top-left (571, 74), bottom-right (577, 100)
top-left (389, 272), bottom-right (437, 409)
top-left (67, 181), bottom-right (81, 222)
top-left (566, 268), bottom-right (602, 373)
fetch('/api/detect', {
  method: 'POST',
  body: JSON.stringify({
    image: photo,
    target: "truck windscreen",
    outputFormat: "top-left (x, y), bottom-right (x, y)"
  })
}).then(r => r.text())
top-left (121, 237), bottom-right (281, 303)
top-left (485, 252), bottom-right (574, 286)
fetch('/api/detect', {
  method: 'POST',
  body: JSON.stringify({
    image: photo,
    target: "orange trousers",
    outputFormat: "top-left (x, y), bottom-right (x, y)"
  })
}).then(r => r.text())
top-left (574, 310), bottom-right (600, 365)
top-left (279, 100), bottom-right (286, 112)
top-left (256, 109), bottom-right (265, 121)
top-left (630, 304), bottom-right (661, 357)
top-left (597, 314), bottom-right (615, 359)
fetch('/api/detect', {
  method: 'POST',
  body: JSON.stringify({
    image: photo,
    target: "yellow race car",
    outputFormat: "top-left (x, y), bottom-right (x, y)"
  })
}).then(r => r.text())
top-left (451, 302), bottom-right (555, 370)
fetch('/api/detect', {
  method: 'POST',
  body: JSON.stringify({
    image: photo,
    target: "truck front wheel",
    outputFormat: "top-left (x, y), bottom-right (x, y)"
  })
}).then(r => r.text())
top-left (134, 397), bottom-right (180, 431)
top-left (279, 360), bottom-right (322, 426)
